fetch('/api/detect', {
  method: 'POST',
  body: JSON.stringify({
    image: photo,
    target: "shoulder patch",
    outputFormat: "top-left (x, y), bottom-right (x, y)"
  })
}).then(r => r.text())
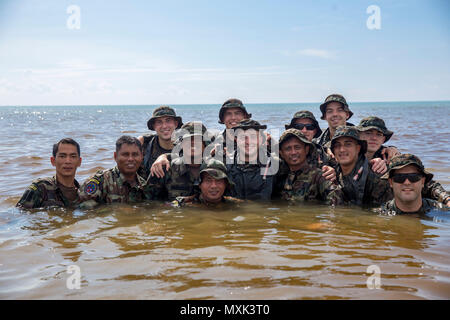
top-left (29, 184), bottom-right (38, 191)
top-left (84, 180), bottom-right (99, 195)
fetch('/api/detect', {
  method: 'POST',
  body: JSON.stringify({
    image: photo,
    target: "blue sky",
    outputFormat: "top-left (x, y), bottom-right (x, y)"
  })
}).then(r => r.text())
top-left (0, 0), bottom-right (449, 106)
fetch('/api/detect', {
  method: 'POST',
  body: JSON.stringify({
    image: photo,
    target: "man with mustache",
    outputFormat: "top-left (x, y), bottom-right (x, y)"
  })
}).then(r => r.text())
top-left (172, 159), bottom-right (241, 208)
top-left (17, 138), bottom-right (82, 209)
top-left (137, 106), bottom-right (183, 179)
top-left (331, 126), bottom-right (392, 207)
top-left (78, 136), bottom-right (159, 209)
top-left (276, 128), bottom-right (344, 205)
top-left (378, 154), bottom-right (449, 215)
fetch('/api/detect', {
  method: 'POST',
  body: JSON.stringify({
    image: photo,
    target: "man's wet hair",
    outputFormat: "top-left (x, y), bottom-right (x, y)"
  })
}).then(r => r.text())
top-left (115, 135), bottom-right (142, 153)
top-left (53, 138), bottom-right (81, 157)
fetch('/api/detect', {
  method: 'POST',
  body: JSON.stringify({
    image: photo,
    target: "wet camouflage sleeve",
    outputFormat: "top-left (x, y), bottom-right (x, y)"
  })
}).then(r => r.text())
top-left (366, 174), bottom-right (393, 207)
top-left (16, 183), bottom-right (44, 209)
top-left (78, 174), bottom-right (104, 209)
top-left (423, 180), bottom-right (450, 205)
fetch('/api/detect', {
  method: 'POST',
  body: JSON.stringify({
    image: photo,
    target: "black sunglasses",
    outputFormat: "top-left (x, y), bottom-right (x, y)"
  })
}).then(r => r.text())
top-left (292, 123), bottom-right (316, 131)
top-left (391, 173), bottom-right (423, 184)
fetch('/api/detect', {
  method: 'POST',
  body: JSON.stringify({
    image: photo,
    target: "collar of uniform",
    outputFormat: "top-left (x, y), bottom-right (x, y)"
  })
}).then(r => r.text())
top-left (53, 175), bottom-right (80, 189)
top-left (391, 199), bottom-right (430, 215)
top-left (113, 166), bottom-right (146, 189)
top-left (337, 154), bottom-right (367, 179)
top-left (290, 161), bottom-right (312, 176)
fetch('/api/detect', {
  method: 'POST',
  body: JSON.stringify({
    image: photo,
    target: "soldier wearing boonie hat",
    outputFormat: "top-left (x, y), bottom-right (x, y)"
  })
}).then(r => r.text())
top-left (172, 159), bottom-right (241, 207)
top-left (316, 94), bottom-right (355, 148)
top-left (148, 121), bottom-right (212, 201)
top-left (377, 154), bottom-right (449, 215)
top-left (138, 106), bottom-right (183, 179)
top-left (218, 98), bottom-right (252, 125)
top-left (284, 110), bottom-right (339, 168)
top-left (275, 129), bottom-right (344, 205)
top-left (222, 119), bottom-right (278, 201)
top-left (331, 126), bottom-right (392, 207)
top-left (357, 116), bottom-right (400, 161)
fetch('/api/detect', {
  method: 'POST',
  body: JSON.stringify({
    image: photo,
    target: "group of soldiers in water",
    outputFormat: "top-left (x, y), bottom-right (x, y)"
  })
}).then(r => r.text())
top-left (17, 94), bottom-right (450, 216)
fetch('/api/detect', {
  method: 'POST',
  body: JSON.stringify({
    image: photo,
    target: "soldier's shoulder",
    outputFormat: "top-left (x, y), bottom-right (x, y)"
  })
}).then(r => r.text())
top-left (376, 199), bottom-right (396, 215)
top-left (424, 198), bottom-right (448, 210)
top-left (223, 196), bottom-right (243, 204)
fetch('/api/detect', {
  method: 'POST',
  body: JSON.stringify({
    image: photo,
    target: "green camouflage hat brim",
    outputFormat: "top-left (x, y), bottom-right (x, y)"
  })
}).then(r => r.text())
top-left (285, 111), bottom-right (323, 138)
top-left (330, 126), bottom-right (367, 156)
top-left (381, 162), bottom-right (434, 182)
top-left (320, 95), bottom-right (353, 120)
top-left (147, 107), bottom-right (183, 131)
top-left (279, 129), bottom-right (316, 157)
top-left (357, 125), bottom-right (393, 143)
top-left (200, 168), bottom-right (235, 186)
top-left (232, 119), bottom-right (267, 130)
top-left (218, 99), bottom-right (252, 124)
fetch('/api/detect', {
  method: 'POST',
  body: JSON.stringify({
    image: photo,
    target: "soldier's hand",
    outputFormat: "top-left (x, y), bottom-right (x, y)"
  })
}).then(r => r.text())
top-left (382, 147), bottom-right (400, 162)
top-left (326, 147), bottom-right (335, 159)
top-left (150, 154), bottom-right (170, 178)
top-left (370, 158), bottom-right (387, 175)
top-left (321, 165), bottom-right (336, 182)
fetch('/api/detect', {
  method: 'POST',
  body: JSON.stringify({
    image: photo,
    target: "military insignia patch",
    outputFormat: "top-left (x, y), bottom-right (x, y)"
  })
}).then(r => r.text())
top-left (84, 181), bottom-right (98, 195)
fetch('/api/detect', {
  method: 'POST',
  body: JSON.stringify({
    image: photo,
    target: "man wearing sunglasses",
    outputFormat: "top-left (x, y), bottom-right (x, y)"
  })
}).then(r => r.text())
top-left (358, 117), bottom-right (450, 206)
top-left (378, 154), bottom-right (449, 215)
top-left (331, 126), bottom-right (392, 207)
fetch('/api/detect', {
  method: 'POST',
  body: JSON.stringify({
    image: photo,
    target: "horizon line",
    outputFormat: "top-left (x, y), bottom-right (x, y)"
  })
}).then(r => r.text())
top-left (1, 99), bottom-right (450, 108)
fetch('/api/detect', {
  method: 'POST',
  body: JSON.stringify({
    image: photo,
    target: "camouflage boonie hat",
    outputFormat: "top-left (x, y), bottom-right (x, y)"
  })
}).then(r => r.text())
top-left (357, 116), bottom-right (393, 143)
top-left (147, 106), bottom-right (183, 131)
top-left (285, 110), bottom-right (322, 138)
top-left (381, 154), bottom-right (433, 183)
top-left (199, 159), bottom-right (234, 186)
top-left (232, 119), bottom-right (267, 130)
top-left (218, 98), bottom-right (252, 124)
top-left (330, 125), bottom-right (367, 155)
top-left (179, 121), bottom-right (208, 140)
top-left (279, 128), bottom-right (316, 155)
top-left (319, 94), bottom-right (353, 120)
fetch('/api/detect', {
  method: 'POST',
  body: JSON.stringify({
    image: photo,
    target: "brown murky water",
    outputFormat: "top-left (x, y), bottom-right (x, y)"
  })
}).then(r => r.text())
top-left (0, 103), bottom-right (449, 299)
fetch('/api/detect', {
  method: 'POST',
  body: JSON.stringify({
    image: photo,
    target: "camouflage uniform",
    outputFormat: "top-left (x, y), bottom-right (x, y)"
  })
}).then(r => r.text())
top-left (276, 129), bottom-right (345, 205)
top-left (150, 121), bottom-right (211, 200)
top-left (316, 94), bottom-right (354, 147)
top-left (139, 106), bottom-right (183, 179)
top-left (172, 159), bottom-right (242, 208)
top-left (16, 176), bottom-right (80, 209)
top-left (380, 153), bottom-right (450, 207)
top-left (225, 119), bottom-right (278, 201)
top-left (377, 198), bottom-right (448, 216)
top-left (78, 167), bottom-right (159, 209)
top-left (332, 126), bottom-right (392, 207)
top-left (285, 110), bottom-right (336, 167)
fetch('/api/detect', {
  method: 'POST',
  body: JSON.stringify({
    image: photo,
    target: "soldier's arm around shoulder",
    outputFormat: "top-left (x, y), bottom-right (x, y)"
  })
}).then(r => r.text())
top-left (423, 179), bottom-right (450, 205)
top-left (78, 172), bottom-right (105, 210)
top-left (16, 181), bottom-right (44, 209)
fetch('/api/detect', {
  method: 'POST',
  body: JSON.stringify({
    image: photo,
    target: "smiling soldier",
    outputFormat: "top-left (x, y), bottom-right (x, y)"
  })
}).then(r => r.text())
top-left (378, 154), bottom-right (449, 215)
top-left (17, 138), bottom-right (82, 209)
top-left (79, 136), bottom-right (159, 209)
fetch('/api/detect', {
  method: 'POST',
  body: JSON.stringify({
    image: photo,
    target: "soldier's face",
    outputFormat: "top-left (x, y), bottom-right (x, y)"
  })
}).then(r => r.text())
top-left (114, 143), bottom-right (143, 176)
top-left (242, 130), bottom-right (260, 158)
top-left (223, 108), bottom-right (246, 129)
top-left (280, 137), bottom-right (309, 171)
top-left (325, 102), bottom-right (349, 129)
top-left (200, 173), bottom-right (227, 203)
top-left (389, 165), bottom-right (425, 204)
top-left (360, 129), bottom-right (385, 153)
top-left (51, 143), bottom-right (82, 178)
top-left (153, 116), bottom-right (178, 141)
top-left (293, 118), bottom-right (318, 141)
top-left (182, 137), bottom-right (205, 165)
top-left (333, 137), bottom-right (360, 167)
